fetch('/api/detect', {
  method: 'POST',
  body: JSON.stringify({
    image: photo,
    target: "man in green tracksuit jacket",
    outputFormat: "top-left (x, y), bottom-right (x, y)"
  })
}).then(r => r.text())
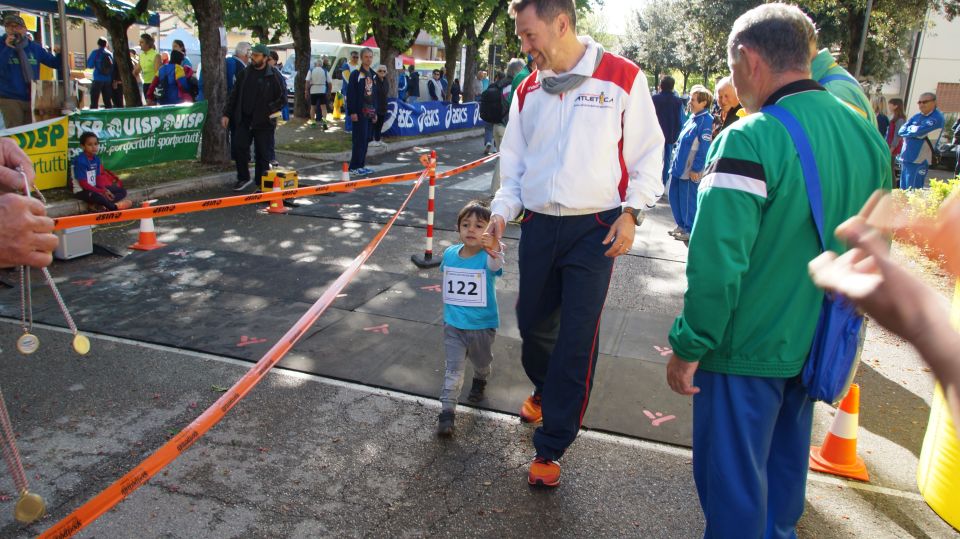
top-left (666, 5), bottom-right (892, 538)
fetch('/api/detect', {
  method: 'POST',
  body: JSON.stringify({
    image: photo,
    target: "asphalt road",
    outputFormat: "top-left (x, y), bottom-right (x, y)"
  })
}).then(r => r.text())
top-left (0, 137), bottom-right (956, 538)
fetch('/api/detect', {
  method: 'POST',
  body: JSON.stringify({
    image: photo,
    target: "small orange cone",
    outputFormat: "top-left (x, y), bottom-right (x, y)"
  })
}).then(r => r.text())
top-left (129, 201), bottom-right (167, 251)
top-left (342, 162), bottom-right (354, 193)
top-left (266, 172), bottom-right (290, 214)
top-left (810, 383), bottom-right (869, 481)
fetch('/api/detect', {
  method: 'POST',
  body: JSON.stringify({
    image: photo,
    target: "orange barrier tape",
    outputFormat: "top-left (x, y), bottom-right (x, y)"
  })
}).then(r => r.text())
top-left (52, 170), bottom-right (425, 230)
top-left (435, 153), bottom-right (499, 180)
top-left (39, 169), bottom-right (430, 539)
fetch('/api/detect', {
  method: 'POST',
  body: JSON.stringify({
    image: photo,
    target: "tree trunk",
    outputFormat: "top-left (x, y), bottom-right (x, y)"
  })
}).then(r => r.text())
top-left (462, 42), bottom-right (478, 102)
top-left (104, 22), bottom-right (142, 107)
top-left (190, 0), bottom-right (230, 165)
top-left (283, 0), bottom-right (315, 118)
top-left (383, 51), bottom-right (398, 98)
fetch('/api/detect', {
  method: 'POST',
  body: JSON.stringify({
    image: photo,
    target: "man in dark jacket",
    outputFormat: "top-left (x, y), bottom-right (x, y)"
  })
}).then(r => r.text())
top-left (346, 47), bottom-right (378, 175)
top-left (221, 43), bottom-right (286, 191)
top-left (406, 64), bottom-right (420, 103)
top-left (0, 14), bottom-right (61, 128)
top-left (651, 76), bottom-right (683, 185)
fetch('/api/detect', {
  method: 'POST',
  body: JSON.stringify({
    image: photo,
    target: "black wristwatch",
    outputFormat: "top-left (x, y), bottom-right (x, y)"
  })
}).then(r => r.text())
top-left (622, 206), bottom-right (641, 226)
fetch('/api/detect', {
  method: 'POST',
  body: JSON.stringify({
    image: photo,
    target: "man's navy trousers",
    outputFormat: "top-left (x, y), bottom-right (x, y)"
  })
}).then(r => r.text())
top-left (517, 208), bottom-right (618, 461)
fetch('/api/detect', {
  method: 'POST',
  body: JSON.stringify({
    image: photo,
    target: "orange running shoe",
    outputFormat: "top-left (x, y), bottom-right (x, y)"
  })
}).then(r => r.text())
top-left (519, 393), bottom-right (543, 424)
top-left (528, 456), bottom-right (561, 487)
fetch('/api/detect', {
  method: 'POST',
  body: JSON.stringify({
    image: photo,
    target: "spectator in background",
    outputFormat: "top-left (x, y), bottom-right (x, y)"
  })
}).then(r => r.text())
top-left (872, 94), bottom-right (889, 138)
top-left (651, 75), bottom-right (683, 186)
top-left (226, 42), bottom-right (251, 95)
top-left (396, 62), bottom-right (408, 101)
top-left (308, 56), bottom-right (331, 130)
top-left (953, 115), bottom-right (960, 176)
top-left (172, 39), bottom-right (192, 69)
top-left (489, 59), bottom-right (526, 194)
top-left (712, 76), bottom-right (741, 137)
top-left (371, 64), bottom-right (389, 146)
top-left (222, 43), bottom-right (285, 191)
top-left (667, 85), bottom-right (713, 242)
top-left (147, 49), bottom-right (194, 105)
top-left (897, 92), bottom-right (945, 189)
top-left (439, 67), bottom-right (449, 101)
top-left (406, 64), bottom-right (420, 103)
top-left (450, 77), bottom-right (462, 104)
top-left (346, 47), bottom-right (378, 176)
top-left (86, 37), bottom-right (115, 109)
top-left (138, 34), bottom-right (160, 104)
top-left (428, 69), bottom-right (443, 101)
top-left (0, 14), bottom-right (61, 127)
top-left (478, 69), bottom-right (490, 92)
top-left (129, 50), bottom-right (142, 103)
top-left (886, 97), bottom-right (906, 186)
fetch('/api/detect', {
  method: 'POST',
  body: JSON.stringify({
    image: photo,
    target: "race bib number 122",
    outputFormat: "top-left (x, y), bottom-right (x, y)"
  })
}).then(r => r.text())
top-left (442, 267), bottom-right (487, 308)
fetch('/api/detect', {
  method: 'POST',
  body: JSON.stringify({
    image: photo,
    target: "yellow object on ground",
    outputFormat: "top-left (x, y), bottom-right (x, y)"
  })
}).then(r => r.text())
top-left (916, 279), bottom-right (960, 530)
top-left (261, 168), bottom-right (299, 192)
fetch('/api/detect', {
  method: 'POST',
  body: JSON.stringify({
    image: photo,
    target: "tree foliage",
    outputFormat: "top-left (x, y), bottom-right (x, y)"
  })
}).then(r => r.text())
top-left (222, 0), bottom-right (287, 43)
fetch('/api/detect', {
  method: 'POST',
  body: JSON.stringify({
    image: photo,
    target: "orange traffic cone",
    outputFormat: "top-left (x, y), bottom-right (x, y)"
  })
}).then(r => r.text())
top-left (810, 383), bottom-right (869, 481)
top-left (342, 162), bottom-right (354, 193)
top-left (266, 173), bottom-right (290, 215)
top-left (129, 201), bottom-right (167, 251)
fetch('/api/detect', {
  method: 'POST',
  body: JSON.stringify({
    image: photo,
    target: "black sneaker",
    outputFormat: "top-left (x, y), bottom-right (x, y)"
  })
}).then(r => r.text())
top-left (233, 178), bottom-right (254, 191)
top-left (467, 378), bottom-right (487, 403)
top-left (436, 411), bottom-right (455, 436)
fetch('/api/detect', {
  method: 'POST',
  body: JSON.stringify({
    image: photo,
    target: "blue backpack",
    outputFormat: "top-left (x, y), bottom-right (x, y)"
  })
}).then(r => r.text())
top-left (762, 104), bottom-right (865, 405)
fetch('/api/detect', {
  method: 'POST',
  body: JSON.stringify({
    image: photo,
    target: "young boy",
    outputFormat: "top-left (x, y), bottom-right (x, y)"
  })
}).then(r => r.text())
top-left (72, 132), bottom-right (132, 212)
top-left (436, 201), bottom-right (504, 436)
top-left (668, 85), bottom-right (714, 242)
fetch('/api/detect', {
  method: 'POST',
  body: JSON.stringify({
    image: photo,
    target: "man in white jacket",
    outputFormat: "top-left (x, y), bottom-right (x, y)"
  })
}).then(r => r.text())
top-left (484, 0), bottom-right (664, 487)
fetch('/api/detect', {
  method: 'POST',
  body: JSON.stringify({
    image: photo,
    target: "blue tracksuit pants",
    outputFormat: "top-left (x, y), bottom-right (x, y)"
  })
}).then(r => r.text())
top-left (669, 176), bottom-right (698, 232)
top-left (349, 115), bottom-right (371, 169)
top-left (517, 208), bottom-right (618, 461)
top-left (692, 371), bottom-right (813, 539)
top-left (900, 161), bottom-right (928, 190)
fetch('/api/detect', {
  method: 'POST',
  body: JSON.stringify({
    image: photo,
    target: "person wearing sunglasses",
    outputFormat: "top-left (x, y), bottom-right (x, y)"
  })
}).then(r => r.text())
top-left (897, 92), bottom-right (945, 189)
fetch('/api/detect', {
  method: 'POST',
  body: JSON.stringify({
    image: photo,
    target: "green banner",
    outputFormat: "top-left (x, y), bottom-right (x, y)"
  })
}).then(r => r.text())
top-left (67, 102), bottom-right (207, 171)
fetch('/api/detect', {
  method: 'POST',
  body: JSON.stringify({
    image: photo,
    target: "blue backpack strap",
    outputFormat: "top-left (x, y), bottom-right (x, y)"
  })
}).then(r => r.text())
top-left (760, 104), bottom-right (827, 251)
top-left (818, 73), bottom-right (857, 86)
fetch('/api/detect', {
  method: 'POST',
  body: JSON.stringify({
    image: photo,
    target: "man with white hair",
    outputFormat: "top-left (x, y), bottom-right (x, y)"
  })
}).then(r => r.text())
top-left (227, 42), bottom-right (251, 94)
top-left (665, 4), bottom-right (891, 536)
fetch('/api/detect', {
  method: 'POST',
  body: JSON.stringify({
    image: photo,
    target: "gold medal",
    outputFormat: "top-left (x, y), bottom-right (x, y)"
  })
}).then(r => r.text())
top-left (14, 490), bottom-right (46, 524)
top-left (73, 334), bottom-right (91, 356)
top-left (16, 333), bottom-right (39, 355)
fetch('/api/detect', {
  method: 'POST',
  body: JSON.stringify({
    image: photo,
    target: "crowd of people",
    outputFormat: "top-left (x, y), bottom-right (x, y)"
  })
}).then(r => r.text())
top-left (2, 2), bottom-right (960, 535)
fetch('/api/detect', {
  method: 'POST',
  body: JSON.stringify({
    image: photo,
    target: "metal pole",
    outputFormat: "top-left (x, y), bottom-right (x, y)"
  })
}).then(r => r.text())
top-left (57, 0), bottom-right (77, 112)
top-left (853, 0), bottom-right (874, 78)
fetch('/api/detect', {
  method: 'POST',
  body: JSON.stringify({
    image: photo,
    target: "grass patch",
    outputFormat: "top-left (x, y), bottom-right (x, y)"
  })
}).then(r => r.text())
top-left (40, 160), bottom-right (233, 203)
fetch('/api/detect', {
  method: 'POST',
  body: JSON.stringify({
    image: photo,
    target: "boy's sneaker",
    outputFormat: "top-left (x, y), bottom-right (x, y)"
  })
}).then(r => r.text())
top-left (436, 411), bottom-right (455, 436)
top-left (675, 231), bottom-right (691, 242)
top-left (232, 178), bottom-right (254, 191)
top-left (484, 142), bottom-right (493, 155)
top-left (668, 226), bottom-right (682, 237)
top-left (528, 456), bottom-right (561, 487)
top-left (467, 378), bottom-right (487, 403)
top-left (519, 393), bottom-right (542, 424)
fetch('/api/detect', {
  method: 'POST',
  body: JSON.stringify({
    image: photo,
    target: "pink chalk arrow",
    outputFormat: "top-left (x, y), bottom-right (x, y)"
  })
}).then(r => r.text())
top-left (420, 284), bottom-right (442, 292)
top-left (363, 324), bottom-right (390, 335)
top-left (643, 409), bottom-right (676, 427)
top-left (71, 278), bottom-right (96, 287)
top-left (236, 335), bottom-right (268, 347)
top-left (653, 345), bottom-right (673, 357)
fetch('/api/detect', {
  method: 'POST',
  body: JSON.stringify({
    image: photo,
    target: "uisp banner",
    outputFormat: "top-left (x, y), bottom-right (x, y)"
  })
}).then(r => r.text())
top-left (68, 102), bottom-right (207, 171)
top-left (0, 116), bottom-right (69, 190)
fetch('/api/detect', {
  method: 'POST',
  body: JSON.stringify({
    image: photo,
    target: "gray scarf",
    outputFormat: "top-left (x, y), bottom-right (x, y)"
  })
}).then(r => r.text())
top-left (14, 35), bottom-right (33, 90)
top-left (540, 45), bottom-right (604, 95)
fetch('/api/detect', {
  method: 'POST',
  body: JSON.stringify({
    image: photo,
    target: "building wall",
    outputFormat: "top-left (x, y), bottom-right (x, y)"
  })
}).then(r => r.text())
top-left (895, 9), bottom-right (960, 116)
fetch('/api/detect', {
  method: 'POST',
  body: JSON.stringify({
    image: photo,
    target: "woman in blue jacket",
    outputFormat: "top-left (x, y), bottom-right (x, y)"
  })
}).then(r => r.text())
top-left (668, 85), bottom-right (714, 242)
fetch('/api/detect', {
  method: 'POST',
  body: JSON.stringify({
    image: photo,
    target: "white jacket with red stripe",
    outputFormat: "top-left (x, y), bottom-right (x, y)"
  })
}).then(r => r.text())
top-left (490, 38), bottom-right (664, 221)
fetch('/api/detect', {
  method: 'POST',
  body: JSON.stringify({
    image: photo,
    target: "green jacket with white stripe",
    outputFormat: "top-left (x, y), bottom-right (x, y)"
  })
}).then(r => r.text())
top-left (668, 80), bottom-right (891, 378)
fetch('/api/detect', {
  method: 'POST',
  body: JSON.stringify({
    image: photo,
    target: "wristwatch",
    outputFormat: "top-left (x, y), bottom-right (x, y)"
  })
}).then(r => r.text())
top-left (622, 206), bottom-right (642, 226)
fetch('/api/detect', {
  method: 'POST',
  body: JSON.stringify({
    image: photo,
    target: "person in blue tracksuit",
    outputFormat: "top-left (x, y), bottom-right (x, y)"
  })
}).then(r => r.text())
top-left (668, 85), bottom-right (713, 241)
top-left (86, 38), bottom-right (115, 109)
top-left (898, 92), bottom-right (945, 190)
top-left (0, 14), bottom-right (61, 128)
